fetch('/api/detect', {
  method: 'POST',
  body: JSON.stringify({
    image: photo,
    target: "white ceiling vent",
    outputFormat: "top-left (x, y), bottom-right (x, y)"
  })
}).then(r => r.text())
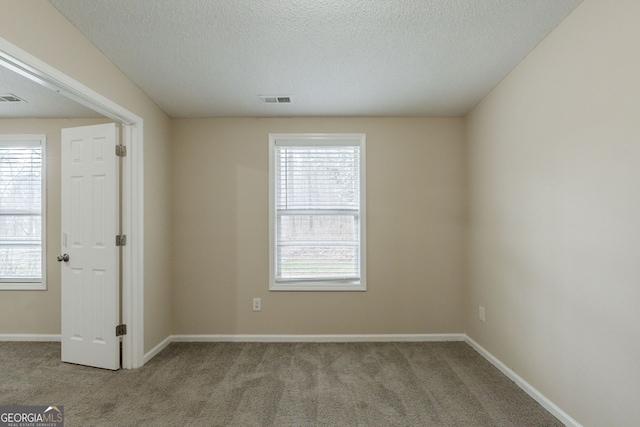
top-left (259, 95), bottom-right (292, 104)
top-left (0, 93), bottom-right (27, 103)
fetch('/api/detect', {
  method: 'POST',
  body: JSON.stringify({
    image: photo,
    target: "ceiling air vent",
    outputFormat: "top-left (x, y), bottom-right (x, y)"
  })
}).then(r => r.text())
top-left (0, 93), bottom-right (27, 103)
top-left (259, 95), bottom-right (292, 104)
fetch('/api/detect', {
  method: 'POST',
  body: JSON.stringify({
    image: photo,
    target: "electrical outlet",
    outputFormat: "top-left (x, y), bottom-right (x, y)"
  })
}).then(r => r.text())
top-left (479, 306), bottom-right (485, 322)
top-left (253, 298), bottom-right (261, 312)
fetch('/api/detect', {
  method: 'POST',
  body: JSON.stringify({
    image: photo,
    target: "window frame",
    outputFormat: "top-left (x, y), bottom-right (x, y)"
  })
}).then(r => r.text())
top-left (269, 133), bottom-right (366, 291)
top-left (0, 134), bottom-right (47, 291)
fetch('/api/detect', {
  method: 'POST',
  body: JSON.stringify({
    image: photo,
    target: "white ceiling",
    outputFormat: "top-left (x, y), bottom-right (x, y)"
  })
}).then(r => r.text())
top-left (48, 0), bottom-right (582, 118)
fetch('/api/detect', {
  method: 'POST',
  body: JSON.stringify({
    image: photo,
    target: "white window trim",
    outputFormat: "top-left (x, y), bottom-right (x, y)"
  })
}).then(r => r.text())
top-left (0, 134), bottom-right (47, 290)
top-left (269, 133), bottom-right (366, 291)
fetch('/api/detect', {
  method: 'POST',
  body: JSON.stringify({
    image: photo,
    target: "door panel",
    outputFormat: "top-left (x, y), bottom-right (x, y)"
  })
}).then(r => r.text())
top-left (61, 123), bottom-right (119, 370)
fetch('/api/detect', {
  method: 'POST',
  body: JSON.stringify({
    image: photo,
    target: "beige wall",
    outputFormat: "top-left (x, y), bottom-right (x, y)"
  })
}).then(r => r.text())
top-left (171, 118), bottom-right (466, 335)
top-left (0, 118), bottom-right (109, 334)
top-left (0, 1), bottom-right (173, 352)
top-left (465, 0), bottom-right (640, 425)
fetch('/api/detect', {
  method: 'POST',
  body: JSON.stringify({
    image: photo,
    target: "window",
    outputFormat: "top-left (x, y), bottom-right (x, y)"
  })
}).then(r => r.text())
top-left (0, 135), bottom-right (46, 290)
top-left (269, 134), bottom-right (366, 291)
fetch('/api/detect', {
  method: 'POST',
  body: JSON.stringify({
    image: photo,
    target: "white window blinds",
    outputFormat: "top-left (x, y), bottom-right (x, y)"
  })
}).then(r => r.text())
top-left (270, 134), bottom-right (366, 291)
top-left (0, 137), bottom-right (45, 284)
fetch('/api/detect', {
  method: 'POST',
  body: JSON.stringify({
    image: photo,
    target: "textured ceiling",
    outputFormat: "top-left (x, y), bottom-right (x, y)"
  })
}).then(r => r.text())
top-left (49, 0), bottom-right (582, 118)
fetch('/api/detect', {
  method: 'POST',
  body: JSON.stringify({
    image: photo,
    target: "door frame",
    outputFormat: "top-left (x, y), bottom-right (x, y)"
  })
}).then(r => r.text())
top-left (0, 36), bottom-right (144, 369)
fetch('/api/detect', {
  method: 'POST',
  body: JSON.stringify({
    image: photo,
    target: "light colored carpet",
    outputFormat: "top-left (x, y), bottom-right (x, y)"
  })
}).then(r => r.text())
top-left (0, 341), bottom-right (562, 426)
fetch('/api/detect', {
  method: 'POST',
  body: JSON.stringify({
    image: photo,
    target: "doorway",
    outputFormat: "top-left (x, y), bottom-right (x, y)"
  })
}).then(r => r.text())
top-left (0, 36), bottom-right (144, 368)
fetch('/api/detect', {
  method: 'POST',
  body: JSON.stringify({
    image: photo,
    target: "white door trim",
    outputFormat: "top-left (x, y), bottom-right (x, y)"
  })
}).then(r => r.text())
top-left (0, 36), bottom-right (144, 369)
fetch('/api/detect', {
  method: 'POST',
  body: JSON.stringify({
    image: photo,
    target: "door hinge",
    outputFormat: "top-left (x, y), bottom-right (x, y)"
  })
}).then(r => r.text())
top-left (116, 234), bottom-right (127, 246)
top-left (116, 144), bottom-right (127, 157)
top-left (116, 324), bottom-right (127, 337)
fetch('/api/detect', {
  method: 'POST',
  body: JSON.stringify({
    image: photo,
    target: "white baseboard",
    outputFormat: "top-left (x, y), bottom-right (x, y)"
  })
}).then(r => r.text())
top-left (464, 336), bottom-right (581, 427)
top-left (143, 335), bottom-right (172, 364)
top-left (171, 333), bottom-right (466, 343)
top-left (0, 334), bottom-right (61, 342)
top-left (144, 334), bottom-right (463, 362)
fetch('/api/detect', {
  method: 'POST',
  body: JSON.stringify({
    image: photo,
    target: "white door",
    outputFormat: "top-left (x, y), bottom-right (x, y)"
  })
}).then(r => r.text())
top-left (60, 123), bottom-right (120, 370)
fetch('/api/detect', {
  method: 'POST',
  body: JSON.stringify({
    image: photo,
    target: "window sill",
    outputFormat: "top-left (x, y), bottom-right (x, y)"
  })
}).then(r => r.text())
top-left (0, 281), bottom-right (46, 291)
top-left (270, 280), bottom-right (366, 292)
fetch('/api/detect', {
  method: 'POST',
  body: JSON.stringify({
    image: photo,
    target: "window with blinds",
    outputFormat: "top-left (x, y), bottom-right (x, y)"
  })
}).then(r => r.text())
top-left (0, 135), bottom-right (46, 290)
top-left (269, 134), bottom-right (366, 291)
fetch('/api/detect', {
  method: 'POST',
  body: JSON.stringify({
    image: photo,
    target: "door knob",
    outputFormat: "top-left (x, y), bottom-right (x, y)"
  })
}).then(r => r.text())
top-left (57, 254), bottom-right (69, 262)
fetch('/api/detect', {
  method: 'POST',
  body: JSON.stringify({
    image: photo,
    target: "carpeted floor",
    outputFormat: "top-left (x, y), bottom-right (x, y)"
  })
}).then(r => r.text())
top-left (0, 341), bottom-right (562, 426)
